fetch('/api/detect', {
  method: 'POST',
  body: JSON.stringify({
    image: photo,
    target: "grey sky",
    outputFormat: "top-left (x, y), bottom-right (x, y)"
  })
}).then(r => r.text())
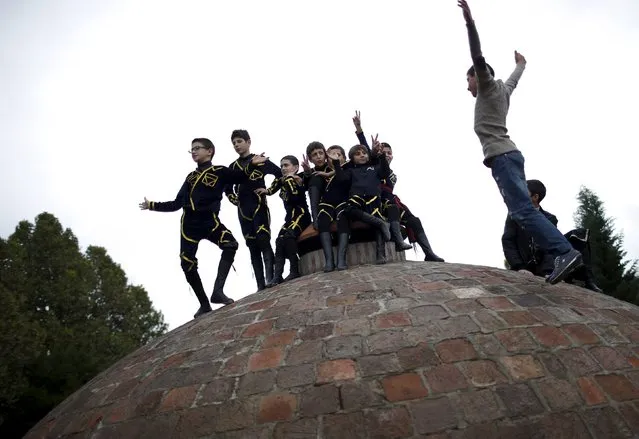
top-left (2, 0), bottom-right (637, 330)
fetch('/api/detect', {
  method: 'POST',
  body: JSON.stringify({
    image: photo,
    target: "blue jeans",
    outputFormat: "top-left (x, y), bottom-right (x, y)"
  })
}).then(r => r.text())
top-left (491, 151), bottom-right (572, 257)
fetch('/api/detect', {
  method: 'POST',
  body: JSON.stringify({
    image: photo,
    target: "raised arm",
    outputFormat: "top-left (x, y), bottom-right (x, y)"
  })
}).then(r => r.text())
top-left (458, 0), bottom-right (492, 85)
top-left (376, 152), bottom-right (391, 180)
top-left (141, 181), bottom-right (187, 212)
top-left (505, 51), bottom-right (527, 95)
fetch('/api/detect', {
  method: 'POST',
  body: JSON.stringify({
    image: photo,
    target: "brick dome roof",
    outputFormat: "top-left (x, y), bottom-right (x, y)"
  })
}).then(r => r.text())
top-left (26, 262), bottom-right (639, 438)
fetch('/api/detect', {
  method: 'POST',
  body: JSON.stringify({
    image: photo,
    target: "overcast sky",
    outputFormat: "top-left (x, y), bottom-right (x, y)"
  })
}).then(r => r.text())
top-left (2, 0), bottom-right (637, 330)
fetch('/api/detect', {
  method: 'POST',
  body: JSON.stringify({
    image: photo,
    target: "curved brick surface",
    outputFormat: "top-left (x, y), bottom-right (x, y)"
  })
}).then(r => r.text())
top-left (25, 262), bottom-right (639, 439)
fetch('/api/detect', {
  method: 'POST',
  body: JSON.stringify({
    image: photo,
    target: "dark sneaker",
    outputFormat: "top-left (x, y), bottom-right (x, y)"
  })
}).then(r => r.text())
top-left (210, 291), bottom-right (234, 305)
top-left (546, 249), bottom-right (583, 285)
top-left (194, 305), bottom-right (212, 319)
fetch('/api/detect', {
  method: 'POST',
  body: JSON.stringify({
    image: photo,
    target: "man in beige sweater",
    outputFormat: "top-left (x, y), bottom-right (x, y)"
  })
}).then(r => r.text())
top-left (458, 0), bottom-right (583, 285)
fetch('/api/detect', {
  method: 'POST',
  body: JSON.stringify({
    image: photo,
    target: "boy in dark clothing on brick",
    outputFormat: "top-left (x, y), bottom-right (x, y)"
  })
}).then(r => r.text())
top-left (333, 140), bottom-right (392, 264)
top-left (317, 145), bottom-right (351, 272)
top-left (257, 156), bottom-right (311, 286)
top-left (459, 0), bottom-right (582, 284)
top-left (224, 129), bottom-right (282, 292)
top-left (301, 141), bottom-right (331, 230)
top-left (140, 138), bottom-right (267, 319)
top-left (502, 180), bottom-right (602, 292)
top-left (352, 112), bottom-right (444, 261)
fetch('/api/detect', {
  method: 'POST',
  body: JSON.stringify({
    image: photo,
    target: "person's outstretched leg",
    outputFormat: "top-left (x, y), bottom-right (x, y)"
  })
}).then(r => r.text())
top-left (346, 208), bottom-right (391, 242)
top-left (491, 151), bottom-right (582, 284)
top-left (180, 239), bottom-right (212, 318)
top-left (387, 204), bottom-right (412, 251)
top-left (405, 216), bottom-right (445, 262)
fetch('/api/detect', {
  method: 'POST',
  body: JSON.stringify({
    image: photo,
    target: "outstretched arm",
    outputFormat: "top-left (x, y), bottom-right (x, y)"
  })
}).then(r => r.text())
top-left (505, 51), bottom-right (527, 95)
top-left (458, 0), bottom-right (492, 85)
top-left (140, 181), bottom-right (187, 212)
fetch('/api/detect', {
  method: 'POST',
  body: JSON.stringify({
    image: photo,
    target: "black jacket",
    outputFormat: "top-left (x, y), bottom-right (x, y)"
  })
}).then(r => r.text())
top-left (502, 207), bottom-right (557, 271)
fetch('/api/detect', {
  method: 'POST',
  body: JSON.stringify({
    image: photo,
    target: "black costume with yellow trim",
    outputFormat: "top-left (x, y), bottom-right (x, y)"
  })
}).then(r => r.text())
top-left (150, 160), bottom-right (251, 318)
top-left (265, 174), bottom-right (311, 286)
top-left (224, 154), bottom-right (282, 290)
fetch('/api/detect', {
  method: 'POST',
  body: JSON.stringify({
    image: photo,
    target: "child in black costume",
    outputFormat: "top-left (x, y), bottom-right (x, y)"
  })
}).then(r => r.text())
top-left (224, 129), bottom-right (282, 291)
top-left (257, 156), bottom-right (311, 286)
top-left (140, 138), bottom-right (267, 319)
top-left (332, 140), bottom-right (392, 264)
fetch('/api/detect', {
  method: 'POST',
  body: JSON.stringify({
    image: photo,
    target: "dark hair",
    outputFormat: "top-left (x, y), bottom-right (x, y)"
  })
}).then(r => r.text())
top-left (381, 142), bottom-right (392, 151)
top-left (306, 141), bottom-right (325, 156)
top-left (281, 155), bottom-right (299, 166)
top-left (192, 138), bottom-right (215, 156)
top-left (527, 179), bottom-right (546, 202)
top-left (231, 129), bottom-right (250, 142)
top-left (327, 145), bottom-right (346, 158)
top-left (348, 144), bottom-right (368, 161)
top-left (467, 63), bottom-right (495, 78)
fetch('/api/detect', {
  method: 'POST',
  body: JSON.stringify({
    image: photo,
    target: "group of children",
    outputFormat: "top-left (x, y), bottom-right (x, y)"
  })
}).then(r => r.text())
top-left (141, 0), bottom-right (587, 319)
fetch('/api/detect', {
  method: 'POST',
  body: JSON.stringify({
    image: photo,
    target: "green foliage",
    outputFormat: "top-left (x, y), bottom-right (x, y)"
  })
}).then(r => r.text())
top-left (574, 186), bottom-right (639, 301)
top-left (0, 213), bottom-right (167, 437)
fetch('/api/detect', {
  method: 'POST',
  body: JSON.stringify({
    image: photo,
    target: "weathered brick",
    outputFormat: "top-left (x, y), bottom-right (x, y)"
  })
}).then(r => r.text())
top-left (529, 326), bottom-right (571, 347)
top-left (346, 302), bottom-right (380, 318)
top-left (405, 323), bottom-right (443, 344)
top-left (262, 330), bottom-right (296, 348)
top-left (276, 364), bottom-right (315, 389)
top-left (556, 348), bottom-right (602, 377)
top-left (410, 305), bottom-right (450, 324)
top-left (106, 379), bottom-right (140, 402)
top-left (410, 397), bottom-right (458, 434)
top-left (158, 385), bottom-right (198, 412)
top-left (435, 338), bottom-right (478, 363)
top-left (176, 400), bottom-right (253, 434)
top-left (470, 310), bottom-right (506, 332)
top-left (538, 353), bottom-right (568, 379)
top-left (324, 335), bottom-right (363, 359)
top-left (323, 412), bottom-right (367, 439)
top-left (317, 359), bottom-right (357, 383)
top-left (300, 384), bottom-right (340, 416)
top-left (275, 311), bottom-right (310, 330)
top-left (273, 418), bottom-right (318, 439)
top-left (382, 373), bottom-right (429, 401)
top-left (311, 306), bottom-right (345, 324)
top-left (426, 364), bottom-right (469, 393)
top-left (577, 376), bottom-right (607, 405)
top-left (357, 354), bottom-right (402, 377)
top-left (595, 374), bottom-right (639, 401)
top-left (96, 413), bottom-right (180, 439)
top-left (437, 315), bottom-right (480, 338)
top-left (367, 329), bottom-right (410, 354)
top-left (511, 294), bottom-right (549, 308)
top-left (455, 389), bottom-right (502, 424)
top-left (397, 342), bottom-right (440, 370)
top-left (545, 306), bottom-right (582, 323)
top-left (340, 380), bottom-right (385, 410)
top-left (134, 390), bottom-right (165, 417)
top-left (223, 312), bottom-right (259, 327)
top-left (458, 360), bottom-right (508, 387)
top-left (413, 280), bottom-right (451, 292)
top-left (582, 406), bottom-right (634, 439)
top-left (220, 354), bottom-right (250, 377)
top-left (260, 304), bottom-right (291, 320)
top-left (529, 308), bottom-right (561, 325)
top-left (374, 311), bottom-right (412, 329)
top-left (286, 340), bottom-right (322, 366)
top-left (471, 334), bottom-right (503, 356)
top-left (619, 404), bottom-right (639, 434)
top-left (300, 323), bottom-right (334, 340)
top-left (495, 383), bottom-right (544, 417)
top-left (257, 393), bottom-right (297, 423)
top-left (562, 323), bottom-right (600, 344)
top-left (498, 311), bottom-right (539, 326)
top-left (199, 377), bottom-right (235, 404)
top-left (537, 378), bottom-right (582, 410)
top-left (336, 318), bottom-right (370, 335)
top-left (158, 351), bottom-right (194, 370)
top-left (501, 355), bottom-right (544, 381)
top-left (237, 370), bottom-right (276, 396)
top-left (364, 407), bottom-right (414, 438)
top-left (590, 346), bottom-right (631, 371)
top-left (241, 320), bottom-right (274, 338)
top-left (478, 296), bottom-right (515, 310)
top-left (494, 328), bottom-right (538, 352)
top-left (221, 339), bottom-right (256, 358)
top-left (445, 299), bottom-right (484, 314)
top-left (590, 324), bottom-right (630, 344)
top-left (248, 347), bottom-right (283, 371)
top-left (247, 298), bottom-right (276, 311)
top-left (327, 294), bottom-right (358, 306)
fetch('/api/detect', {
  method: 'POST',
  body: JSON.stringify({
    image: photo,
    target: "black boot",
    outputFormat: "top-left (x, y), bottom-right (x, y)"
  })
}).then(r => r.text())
top-left (309, 185), bottom-right (321, 230)
top-left (266, 244), bottom-right (285, 287)
top-left (319, 232), bottom-right (335, 272)
top-left (584, 267), bottom-right (603, 293)
top-left (348, 209), bottom-right (391, 242)
top-left (283, 237), bottom-right (301, 281)
top-left (262, 245), bottom-right (275, 287)
top-left (249, 246), bottom-right (266, 291)
top-left (375, 231), bottom-right (387, 265)
top-left (415, 231), bottom-right (444, 262)
top-left (184, 270), bottom-right (212, 319)
top-left (390, 221), bottom-right (412, 251)
top-left (210, 256), bottom-right (235, 305)
top-left (336, 232), bottom-right (349, 271)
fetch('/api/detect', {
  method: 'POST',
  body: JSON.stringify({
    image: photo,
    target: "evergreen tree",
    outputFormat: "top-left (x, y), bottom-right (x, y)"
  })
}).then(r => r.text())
top-left (574, 186), bottom-right (638, 301)
top-left (0, 213), bottom-right (167, 437)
